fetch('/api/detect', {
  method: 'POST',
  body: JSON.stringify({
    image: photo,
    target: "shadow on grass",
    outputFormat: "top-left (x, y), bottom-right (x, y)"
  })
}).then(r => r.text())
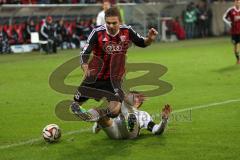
top-left (216, 65), bottom-right (240, 73)
top-left (53, 132), bottom-right (167, 160)
top-left (58, 136), bottom-right (135, 160)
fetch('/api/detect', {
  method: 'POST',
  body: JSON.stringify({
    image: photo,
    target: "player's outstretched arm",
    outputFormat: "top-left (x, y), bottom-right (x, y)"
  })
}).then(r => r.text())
top-left (147, 104), bottom-right (171, 135)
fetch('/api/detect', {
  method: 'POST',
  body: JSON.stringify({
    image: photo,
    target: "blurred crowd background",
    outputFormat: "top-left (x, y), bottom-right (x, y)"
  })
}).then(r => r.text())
top-left (0, 0), bottom-right (234, 54)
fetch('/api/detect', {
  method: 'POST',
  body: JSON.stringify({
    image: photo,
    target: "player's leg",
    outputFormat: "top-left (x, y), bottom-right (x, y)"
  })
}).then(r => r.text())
top-left (236, 41), bottom-right (240, 64)
top-left (71, 79), bottom-right (113, 121)
top-left (70, 83), bottom-right (94, 120)
top-left (71, 101), bottom-right (121, 123)
top-left (92, 99), bottom-right (136, 139)
top-left (71, 79), bottom-right (123, 121)
top-left (72, 100), bottom-right (121, 123)
top-left (93, 117), bottom-right (126, 139)
top-left (92, 116), bottom-right (112, 134)
top-left (71, 82), bottom-right (94, 121)
top-left (234, 43), bottom-right (239, 64)
top-left (89, 79), bottom-right (123, 120)
top-left (102, 119), bottom-right (125, 139)
top-left (92, 100), bottom-right (132, 134)
top-left (232, 35), bottom-right (240, 64)
top-left (90, 100), bottom-right (121, 122)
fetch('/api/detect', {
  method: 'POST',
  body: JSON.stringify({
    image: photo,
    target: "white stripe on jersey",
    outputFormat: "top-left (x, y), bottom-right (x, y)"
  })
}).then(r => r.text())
top-left (86, 30), bottom-right (95, 43)
top-left (80, 25), bottom-right (106, 64)
top-left (120, 24), bottom-right (131, 29)
top-left (80, 43), bottom-right (89, 64)
top-left (40, 22), bottom-right (49, 39)
top-left (86, 25), bottom-right (106, 43)
top-left (223, 6), bottom-right (234, 26)
top-left (124, 25), bottom-right (145, 39)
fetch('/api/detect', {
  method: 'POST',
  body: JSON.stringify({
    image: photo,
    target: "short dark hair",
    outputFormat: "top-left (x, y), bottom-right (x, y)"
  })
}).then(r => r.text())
top-left (105, 7), bottom-right (122, 22)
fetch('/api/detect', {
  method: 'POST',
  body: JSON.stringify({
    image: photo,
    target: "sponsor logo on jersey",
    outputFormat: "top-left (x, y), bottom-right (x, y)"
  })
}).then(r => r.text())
top-left (235, 15), bottom-right (240, 21)
top-left (104, 42), bottom-right (130, 54)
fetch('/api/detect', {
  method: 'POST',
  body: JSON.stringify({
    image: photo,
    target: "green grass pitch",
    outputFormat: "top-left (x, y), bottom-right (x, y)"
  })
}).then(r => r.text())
top-left (0, 37), bottom-right (240, 160)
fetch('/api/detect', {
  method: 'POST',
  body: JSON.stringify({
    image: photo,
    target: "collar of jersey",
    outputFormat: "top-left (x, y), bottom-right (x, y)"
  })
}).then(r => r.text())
top-left (234, 6), bottom-right (240, 12)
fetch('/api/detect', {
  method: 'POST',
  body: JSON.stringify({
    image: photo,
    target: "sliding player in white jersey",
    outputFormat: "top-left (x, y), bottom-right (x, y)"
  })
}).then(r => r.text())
top-left (92, 91), bottom-right (172, 139)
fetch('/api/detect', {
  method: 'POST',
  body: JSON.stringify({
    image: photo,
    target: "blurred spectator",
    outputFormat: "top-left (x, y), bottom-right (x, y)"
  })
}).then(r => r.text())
top-left (83, 20), bottom-right (93, 37)
top-left (0, 0), bottom-right (7, 4)
top-left (14, 24), bottom-right (24, 44)
top-left (38, 0), bottom-right (50, 4)
top-left (0, 25), bottom-right (10, 54)
top-left (90, 18), bottom-right (96, 29)
top-left (21, 0), bottom-right (37, 4)
top-left (196, 0), bottom-right (212, 37)
top-left (96, 0), bottom-right (111, 25)
top-left (71, 0), bottom-right (80, 3)
top-left (25, 19), bottom-right (36, 42)
top-left (72, 19), bottom-right (85, 47)
top-left (10, 26), bottom-right (19, 44)
top-left (56, 18), bottom-right (70, 49)
top-left (40, 16), bottom-right (57, 53)
top-left (182, 2), bottom-right (198, 39)
top-left (169, 17), bottom-right (186, 40)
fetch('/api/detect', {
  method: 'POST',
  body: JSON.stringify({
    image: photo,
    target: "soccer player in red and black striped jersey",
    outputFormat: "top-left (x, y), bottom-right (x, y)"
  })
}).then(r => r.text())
top-left (223, 0), bottom-right (240, 64)
top-left (71, 7), bottom-right (158, 122)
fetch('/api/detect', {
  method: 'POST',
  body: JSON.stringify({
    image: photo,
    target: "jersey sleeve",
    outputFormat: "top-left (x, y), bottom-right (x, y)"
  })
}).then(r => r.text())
top-left (96, 11), bottom-right (105, 26)
top-left (137, 111), bottom-right (153, 129)
top-left (128, 26), bottom-right (147, 48)
top-left (223, 8), bottom-right (232, 26)
top-left (80, 29), bottom-right (98, 64)
top-left (40, 23), bottom-right (49, 39)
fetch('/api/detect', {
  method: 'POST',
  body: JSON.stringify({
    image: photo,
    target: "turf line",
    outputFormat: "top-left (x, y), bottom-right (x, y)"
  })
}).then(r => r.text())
top-left (0, 128), bottom-right (90, 150)
top-left (172, 98), bottom-right (240, 113)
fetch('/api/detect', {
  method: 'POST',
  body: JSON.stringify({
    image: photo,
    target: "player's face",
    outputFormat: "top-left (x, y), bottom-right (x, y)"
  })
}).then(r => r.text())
top-left (235, 0), bottom-right (240, 7)
top-left (103, 2), bottom-right (110, 11)
top-left (133, 96), bottom-right (142, 109)
top-left (132, 93), bottom-right (144, 109)
top-left (106, 16), bottom-right (120, 36)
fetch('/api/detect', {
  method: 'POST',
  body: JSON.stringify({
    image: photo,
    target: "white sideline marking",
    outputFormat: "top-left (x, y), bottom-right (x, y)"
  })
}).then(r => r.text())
top-left (1, 98), bottom-right (240, 150)
top-left (0, 138), bottom-right (42, 150)
top-left (0, 128), bottom-right (90, 150)
top-left (172, 99), bottom-right (240, 113)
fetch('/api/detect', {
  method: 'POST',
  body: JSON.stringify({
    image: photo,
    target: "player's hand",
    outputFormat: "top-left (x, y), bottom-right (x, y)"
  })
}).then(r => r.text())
top-left (161, 104), bottom-right (172, 119)
top-left (147, 28), bottom-right (158, 41)
top-left (81, 63), bottom-right (94, 78)
top-left (144, 28), bottom-right (158, 46)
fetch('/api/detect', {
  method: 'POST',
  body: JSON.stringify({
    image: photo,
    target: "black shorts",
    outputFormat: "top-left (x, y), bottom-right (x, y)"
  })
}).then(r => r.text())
top-left (231, 34), bottom-right (240, 44)
top-left (74, 79), bottom-right (124, 103)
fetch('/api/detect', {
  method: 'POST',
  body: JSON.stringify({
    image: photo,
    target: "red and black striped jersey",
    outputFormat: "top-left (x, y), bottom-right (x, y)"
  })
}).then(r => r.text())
top-left (223, 6), bottom-right (240, 35)
top-left (80, 24), bottom-right (147, 80)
